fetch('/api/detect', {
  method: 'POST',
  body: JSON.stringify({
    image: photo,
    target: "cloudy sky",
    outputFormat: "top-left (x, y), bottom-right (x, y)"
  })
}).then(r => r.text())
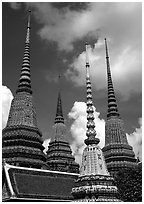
top-left (2, 2), bottom-right (142, 163)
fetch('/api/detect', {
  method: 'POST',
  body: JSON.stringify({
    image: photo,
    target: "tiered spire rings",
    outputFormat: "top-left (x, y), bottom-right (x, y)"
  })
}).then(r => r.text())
top-left (105, 38), bottom-right (120, 118)
top-left (84, 42), bottom-right (99, 145)
top-left (55, 92), bottom-right (64, 124)
top-left (54, 75), bottom-right (65, 124)
top-left (16, 10), bottom-right (32, 94)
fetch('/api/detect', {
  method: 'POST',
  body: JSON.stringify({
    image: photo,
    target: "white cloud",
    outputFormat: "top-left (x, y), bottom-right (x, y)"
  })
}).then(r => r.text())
top-left (65, 39), bottom-right (141, 100)
top-left (43, 138), bottom-right (51, 154)
top-left (126, 118), bottom-right (142, 161)
top-left (27, 3), bottom-right (96, 51)
top-left (2, 86), bottom-right (13, 129)
top-left (68, 101), bottom-right (105, 165)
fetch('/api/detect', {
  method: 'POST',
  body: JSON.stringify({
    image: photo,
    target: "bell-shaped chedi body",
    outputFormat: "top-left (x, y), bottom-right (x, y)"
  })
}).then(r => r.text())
top-left (2, 11), bottom-right (46, 169)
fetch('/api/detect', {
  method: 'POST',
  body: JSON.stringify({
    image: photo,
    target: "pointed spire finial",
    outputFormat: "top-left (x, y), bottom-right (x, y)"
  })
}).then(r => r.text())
top-left (105, 38), bottom-right (109, 58)
top-left (27, 10), bottom-right (31, 28)
top-left (85, 42), bottom-right (89, 63)
top-left (58, 74), bottom-right (61, 85)
top-left (16, 10), bottom-right (32, 94)
top-left (85, 42), bottom-right (90, 79)
top-left (54, 75), bottom-right (64, 124)
top-left (84, 43), bottom-right (100, 145)
top-left (104, 38), bottom-right (120, 118)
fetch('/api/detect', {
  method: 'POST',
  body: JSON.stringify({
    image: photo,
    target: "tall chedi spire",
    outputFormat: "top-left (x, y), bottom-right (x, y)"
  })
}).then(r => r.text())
top-left (102, 38), bottom-right (137, 177)
top-left (2, 11), bottom-right (46, 169)
top-left (71, 43), bottom-right (120, 202)
top-left (46, 76), bottom-right (79, 173)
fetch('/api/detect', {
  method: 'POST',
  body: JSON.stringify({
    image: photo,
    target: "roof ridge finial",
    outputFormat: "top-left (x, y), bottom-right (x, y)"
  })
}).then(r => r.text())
top-left (16, 10), bottom-right (32, 94)
top-left (104, 38), bottom-right (120, 118)
top-left (84, 42), bottom-right (100, 146)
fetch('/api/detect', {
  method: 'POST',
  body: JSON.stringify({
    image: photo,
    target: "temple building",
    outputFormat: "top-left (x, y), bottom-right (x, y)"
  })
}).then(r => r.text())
top-left (2, 11), bottom-right (79, 202)
top-left (102, 38), bottom-right (137, 177)
top-left (46, 90), bottom-right (79, 173)
top-left (71, 43), bottom-right (121, 202)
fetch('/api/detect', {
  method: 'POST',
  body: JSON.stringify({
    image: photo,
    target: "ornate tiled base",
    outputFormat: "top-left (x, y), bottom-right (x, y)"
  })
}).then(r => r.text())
top-left (3, 125), bottom-right (46, 169)
top-left (72, 175), bottom-right (121, 201)
top-left (46, 141), bottom-right (79, 173)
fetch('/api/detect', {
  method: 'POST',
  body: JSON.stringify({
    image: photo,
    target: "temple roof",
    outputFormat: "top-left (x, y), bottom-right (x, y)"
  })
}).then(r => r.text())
top-left (2, 162), bottom-right (79, 201)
